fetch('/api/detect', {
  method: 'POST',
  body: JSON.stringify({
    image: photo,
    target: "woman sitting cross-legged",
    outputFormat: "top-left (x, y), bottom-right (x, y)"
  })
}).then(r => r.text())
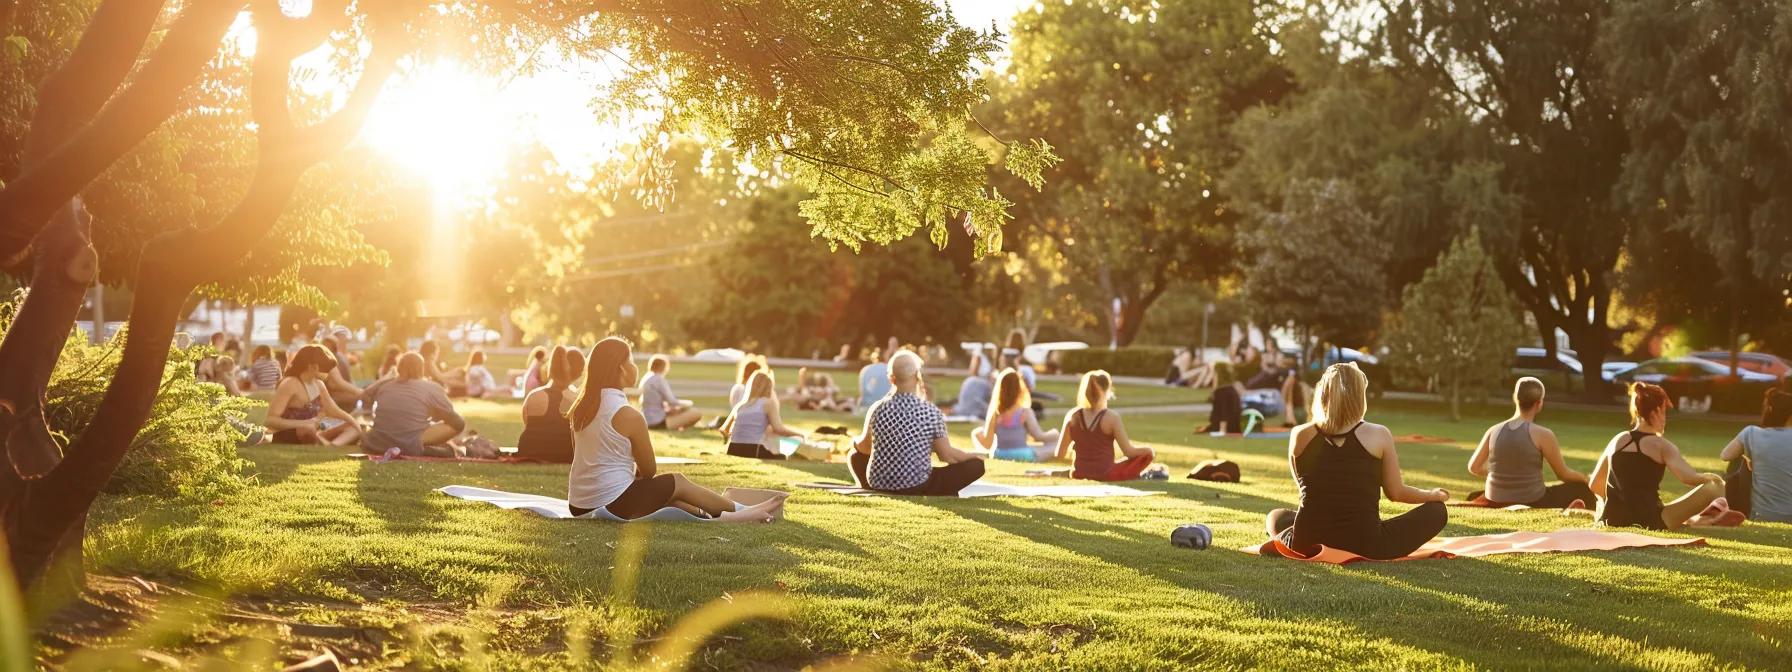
top-left (568, 337), bottom-right (785, 521)
top-left (514, 345), bottom-right (576, 463)
top-left (265, 344), bottom-right (362, 446)
top-left (1466, 377), bottom-right (1594, 509)
top-left (973, 368), bottom-right (1058, 462)
top-left (361, 352), bottom-right (482, 458)
top-left (721, 370), bottom-right (805, 460)
top-left (1719, 389), bottom-right (1792, 523)
top-left (1590, 382), bottom-right (1728, 530)
top-left (1055, 370), bottom-right (1156, 481)
top-left (849, 351), bottom-right (986, 495)
top-left (1264, 363), bottom-right (1449, 560)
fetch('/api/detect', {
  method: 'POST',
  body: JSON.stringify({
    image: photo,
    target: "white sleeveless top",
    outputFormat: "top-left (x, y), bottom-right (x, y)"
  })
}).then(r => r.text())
top-left (568, 388), bottom-right (637, 510)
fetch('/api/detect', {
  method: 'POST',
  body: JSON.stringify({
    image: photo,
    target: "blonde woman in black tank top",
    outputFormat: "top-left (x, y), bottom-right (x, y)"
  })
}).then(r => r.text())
top-left (1466, 377), bottom-right (1592, 508)
top-left (1589, 383), bottom-right (1729, 530)
top-left (1264, 363), bottom-right (1450, 559)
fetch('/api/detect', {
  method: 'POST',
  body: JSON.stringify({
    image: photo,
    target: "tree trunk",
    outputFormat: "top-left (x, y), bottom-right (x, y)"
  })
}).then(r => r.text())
top-left (1727, 296), bottom-right (1741, 377)
top-left (0, 201), bottom-right (94, 479)
top-left (1448, 379), bottom-right (1461, 422)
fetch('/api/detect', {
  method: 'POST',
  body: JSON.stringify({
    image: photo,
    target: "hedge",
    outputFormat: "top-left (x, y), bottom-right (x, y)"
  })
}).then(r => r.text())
top-left (1057, 347), bottom-right (1177, 378)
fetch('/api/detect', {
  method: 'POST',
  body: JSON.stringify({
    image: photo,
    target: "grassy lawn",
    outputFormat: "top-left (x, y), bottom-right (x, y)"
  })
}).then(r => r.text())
top-left (64, 382), bottom-right (1792, 669)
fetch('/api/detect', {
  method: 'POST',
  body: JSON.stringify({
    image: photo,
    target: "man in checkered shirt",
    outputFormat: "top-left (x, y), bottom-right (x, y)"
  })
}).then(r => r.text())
top-left (850, 350), bottom-right (985, 495)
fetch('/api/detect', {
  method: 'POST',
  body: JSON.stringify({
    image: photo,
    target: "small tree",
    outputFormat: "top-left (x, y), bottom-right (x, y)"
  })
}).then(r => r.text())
top-left (1242, 179), bottom-right (1389, 351)
top-left (1385, 232), bottom-right (1528, 420)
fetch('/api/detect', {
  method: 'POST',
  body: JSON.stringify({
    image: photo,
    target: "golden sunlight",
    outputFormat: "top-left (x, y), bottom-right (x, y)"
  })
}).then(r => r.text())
top-left (361, 64), bottom-right (515, 195)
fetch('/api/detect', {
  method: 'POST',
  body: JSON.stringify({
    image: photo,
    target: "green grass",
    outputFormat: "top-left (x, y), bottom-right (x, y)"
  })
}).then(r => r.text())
top-left (74, 384), bottom-right (1792, 670)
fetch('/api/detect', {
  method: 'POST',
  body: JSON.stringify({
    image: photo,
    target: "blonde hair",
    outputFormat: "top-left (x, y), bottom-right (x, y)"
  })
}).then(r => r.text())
top-left (1311, 363), bottom-right (1368, 435)
top-left (1514, 376), bottom-right (1545, 412)
top-left (1077, 370), bottom-right (1112, 409)
top-left (746, 369), bottom-right (775, 401)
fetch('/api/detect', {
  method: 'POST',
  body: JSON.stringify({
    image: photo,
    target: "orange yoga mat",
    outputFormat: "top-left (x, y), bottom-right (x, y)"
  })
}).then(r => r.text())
top-left (1243, 529), bottom-right (1707, 564)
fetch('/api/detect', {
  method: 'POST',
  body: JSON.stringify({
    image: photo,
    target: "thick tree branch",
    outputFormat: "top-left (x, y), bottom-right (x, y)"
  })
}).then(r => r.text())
top-left (0, 0), bottom-right (241, 263)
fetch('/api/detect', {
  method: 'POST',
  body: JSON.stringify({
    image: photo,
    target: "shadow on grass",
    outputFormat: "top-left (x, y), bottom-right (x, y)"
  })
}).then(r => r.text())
top-left (948, 498), bottom-right (1784, 668)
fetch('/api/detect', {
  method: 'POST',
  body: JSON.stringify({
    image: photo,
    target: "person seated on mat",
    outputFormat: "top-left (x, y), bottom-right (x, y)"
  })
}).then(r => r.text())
top-left (462, 349), bottom-right (502, 399)
top-left (564, 347), bottom-right (586, 391)
top-left (520, 345), bottom-right (549, 392)
top-left (858, 348), bottom-right (896, 409)
top-left (953, 357), bottom-right (994, 419)
top-left (375, 344), bottom-right (402, 380)
top-left (213, 355), bottom-right (247, 397)
top-left (568, 337), bottom-right (784, 522)
top-left (1263, 363), bottom-right (1449, 559)
top-left (1589, 382), bottom-right (1729, 531)
top-left (849, 350), bottom-right (985, 495)
top-left (516, 346), bottom-right (577, 463)
top-left (1466, 377), bottom-right (1592, 509)
top-left (320, 335), bottom-right (364, 411)
top-left (640, 354), bottom-right (702, 430)
top-left (721, 370), bottom-right (805, 460)
top-left (249, 344), bottom-right (283, 391)
top-left (417, 340), bottom-right (463, 394)
top-left (803, 370), bottom-right (853, 413)
top-left (973, 368), bottom-right (1059, 462)
top-left (362, 352), bottom-right (485, 458)
top-left (265, 344), bottom-right (362, 446)
top-left (1720, 389), bottom-right (1792, 523)
top-left (1055, 370), bottom-right (1156, 480)
top-left (1200, 361), bottom-right (1244, 434)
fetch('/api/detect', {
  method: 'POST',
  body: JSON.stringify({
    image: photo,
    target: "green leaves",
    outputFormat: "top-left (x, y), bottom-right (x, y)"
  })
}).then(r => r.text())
top-left (1385, 231), bottom-right (1528, 418)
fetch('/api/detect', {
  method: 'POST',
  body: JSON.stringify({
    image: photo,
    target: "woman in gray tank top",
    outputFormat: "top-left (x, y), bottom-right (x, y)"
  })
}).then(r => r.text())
top-left (721, 370), bottom-right (806, 460)
top-left (1467, 377), bottom-right (1593, 508)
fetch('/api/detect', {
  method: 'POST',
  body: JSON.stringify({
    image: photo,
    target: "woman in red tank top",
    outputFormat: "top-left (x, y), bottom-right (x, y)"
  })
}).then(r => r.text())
top-left (1054, 370), bottom-right (1156, 481)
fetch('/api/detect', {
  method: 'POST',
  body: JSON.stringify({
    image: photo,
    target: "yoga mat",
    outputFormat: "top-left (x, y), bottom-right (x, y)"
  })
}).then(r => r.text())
top-left (436, 485), bottom-right (781, 522)
top-left (350, 453), bottom-right (704, 465)
top-left (943, 415), bottom-right (982, 424)
top-left (1242, 529), bottom-right (1707, 564)
top-left (797, 480), bottom-right (1162, 499)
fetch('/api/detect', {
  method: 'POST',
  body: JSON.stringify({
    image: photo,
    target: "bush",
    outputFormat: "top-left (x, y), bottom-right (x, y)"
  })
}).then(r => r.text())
top-left (1, 294), bottom-right (257, 498)
top-left (1057, 347), bottom-right (1177, 378)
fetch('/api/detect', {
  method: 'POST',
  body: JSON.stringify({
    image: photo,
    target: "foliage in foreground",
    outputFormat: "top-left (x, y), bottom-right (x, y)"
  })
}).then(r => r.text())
top-left (0, 294), bottom-right (255, 498)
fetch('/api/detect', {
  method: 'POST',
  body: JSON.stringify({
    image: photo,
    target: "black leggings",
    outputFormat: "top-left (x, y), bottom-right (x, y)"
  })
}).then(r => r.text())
top-left (1270, 501), bottom-right (1448, 560)
top-left (1527, 481), bottom-right (1595, 509)
top-left (569, 474), bottom-right (677, 519)
top-left (727, 442), bottom-right (786, 460)
top-left (1204, 386), bottom-right (1242, 433)
top-left (849, 451), bottom-right (985, 496)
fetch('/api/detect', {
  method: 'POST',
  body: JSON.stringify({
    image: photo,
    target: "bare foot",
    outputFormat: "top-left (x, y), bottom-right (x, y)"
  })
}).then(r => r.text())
top-left (717, 498), bottom-right (783, 523)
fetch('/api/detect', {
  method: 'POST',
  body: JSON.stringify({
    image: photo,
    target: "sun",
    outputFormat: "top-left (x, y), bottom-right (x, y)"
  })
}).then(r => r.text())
top-left (361, 63), bottom-right (515, 196)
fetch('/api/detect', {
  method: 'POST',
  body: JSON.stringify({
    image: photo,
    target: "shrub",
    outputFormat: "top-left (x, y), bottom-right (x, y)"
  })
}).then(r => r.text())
top-left (1, 294), bottom-right (257, 498)
top-left (1057, 347), bottom-right (1177, 378)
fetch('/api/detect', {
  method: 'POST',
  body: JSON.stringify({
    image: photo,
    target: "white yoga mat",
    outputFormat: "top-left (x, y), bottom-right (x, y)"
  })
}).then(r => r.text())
top-left (797, 480), bottom-right (1162, 499)
top-left (438, 485), bottom-right (709, 521)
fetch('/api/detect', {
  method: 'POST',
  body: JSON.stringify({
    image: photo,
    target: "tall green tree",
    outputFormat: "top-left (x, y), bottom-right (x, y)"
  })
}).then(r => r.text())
top-left (1241, 179), bottom-right (1388, 350)
top-left (0, 0), bottom-right (1050, 594)
top-left (1377, 0), bottom-right (1631, 396)
top-left (990, 0), bottom-right (1291, 345)
top-left (1385, 233), bottom-right (1529, 421)
top-left (1602, 0), bottom-right (1792, 371)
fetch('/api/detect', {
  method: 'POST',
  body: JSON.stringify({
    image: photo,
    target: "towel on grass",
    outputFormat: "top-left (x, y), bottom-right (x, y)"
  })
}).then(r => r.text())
top-left (352, 453), bottom-right (704, 465)
top-left (436, 485), bottom-right (782, 522)
top-left (797, 480), bottom-right (1161, 499)
top-left (1243, 529), bottom-right (1707, 564)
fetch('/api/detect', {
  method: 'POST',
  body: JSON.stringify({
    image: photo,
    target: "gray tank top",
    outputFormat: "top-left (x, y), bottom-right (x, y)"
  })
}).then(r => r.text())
top-left (1487, 420), bottom-right (1547, 504)
top-left (731, 398), bottom-right (770, 444)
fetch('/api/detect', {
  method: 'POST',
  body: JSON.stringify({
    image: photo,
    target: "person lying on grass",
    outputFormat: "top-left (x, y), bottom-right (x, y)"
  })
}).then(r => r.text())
top-left (1264, 363), bottom-right (1450, 560)
top-left (1466, 377), bottom-right (1593, 509)
top-left (1719, 389), bottom-right (1792, 523)
top-left (721, 370), bottom-right (806, 460)
top-left (569, 337), bottom-right (785, 522)
top-left (265, 344), bottom-right (362, 446)
top-left (361, 352), bottom-right (489, 459)
top-left (1054, 370), bottom-right (1156, 481)
top-left (850, 350), bottom-right (986, 495)
top-left (515, 346), bottom-right (577, 463)
top-left (1589, 382), bottom-right (1733, 530)
top-left (974, 368), bottom-right (1059, 462)
top-left (640, 354), bottom-right (702, 430)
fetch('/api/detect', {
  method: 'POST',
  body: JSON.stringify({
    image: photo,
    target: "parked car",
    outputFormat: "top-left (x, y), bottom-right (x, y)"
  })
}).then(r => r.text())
top-left (1600, 361), bottom-right (1637, 383)
top-left (1305, 346), bottom-right (1389, 397)
top-left (1613, 357), bottom-right (1778, 408)
top-left (1689, 351), bottom-right (1790, 380)
top-left (1511, 347), bottom-right (1585, 394)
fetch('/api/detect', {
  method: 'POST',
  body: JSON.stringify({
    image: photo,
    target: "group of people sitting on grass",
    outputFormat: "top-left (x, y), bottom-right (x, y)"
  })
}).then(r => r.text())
top-left (1260, 364), bottom-right (1792, 560)
top-left (1197, 343), bottom-right (1309, 434)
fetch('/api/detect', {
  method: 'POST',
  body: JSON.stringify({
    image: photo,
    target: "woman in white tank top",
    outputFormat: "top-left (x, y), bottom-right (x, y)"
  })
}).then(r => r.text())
top-left (566, 338), bottom-right (787, 521)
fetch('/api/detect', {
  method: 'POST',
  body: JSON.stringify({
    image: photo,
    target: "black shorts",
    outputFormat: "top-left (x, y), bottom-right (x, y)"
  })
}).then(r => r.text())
top-left (727, 442), bottom-right (785, 460)
top-left (647, 419), bottom-right (667, 430)
top-left (271, 428), bottom-right (305, 444)
top-left (569, 474), bottom-right (679, 520)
